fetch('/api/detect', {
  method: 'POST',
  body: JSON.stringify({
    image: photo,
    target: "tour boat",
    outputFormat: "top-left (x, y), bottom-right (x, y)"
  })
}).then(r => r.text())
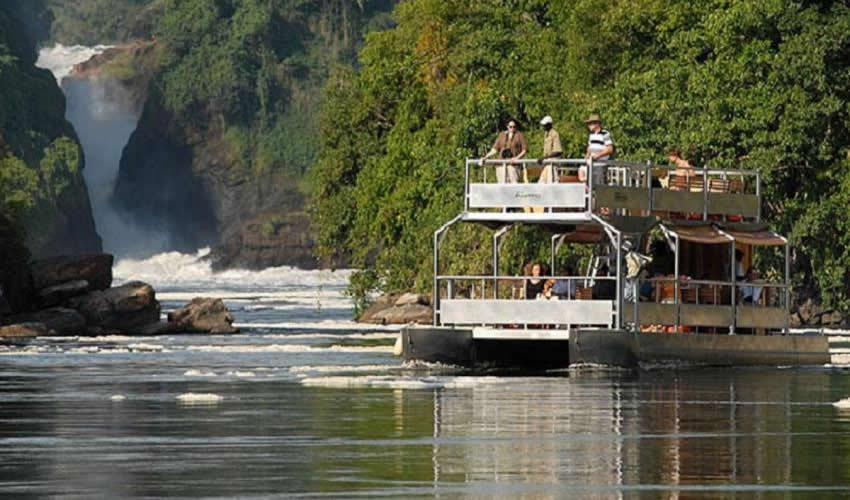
top-left (401, 158), bottom-right (830, 368)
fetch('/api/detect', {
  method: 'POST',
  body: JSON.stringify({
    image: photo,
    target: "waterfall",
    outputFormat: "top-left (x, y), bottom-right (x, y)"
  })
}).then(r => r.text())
top-left (36, 44), bottom-right (168, 258)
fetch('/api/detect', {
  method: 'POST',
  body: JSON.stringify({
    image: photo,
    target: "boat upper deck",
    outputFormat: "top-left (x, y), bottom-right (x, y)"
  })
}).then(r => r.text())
top-left (464, 158), bottom-right (761, 223)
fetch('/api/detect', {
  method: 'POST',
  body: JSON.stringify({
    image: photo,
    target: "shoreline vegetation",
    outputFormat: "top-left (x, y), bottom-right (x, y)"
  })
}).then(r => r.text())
top-left (3, 1), bottom-right (850, 327)
top-left (310, 0), bottom-right (850, 320)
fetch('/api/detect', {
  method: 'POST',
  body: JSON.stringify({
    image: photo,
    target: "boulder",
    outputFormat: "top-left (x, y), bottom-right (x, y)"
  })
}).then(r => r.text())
top-left (31, 254), bottom-right (113, 292)
top-left (70, 281), bottom-right (160, 332)
top-left (394, 293), bottom-right (430, 307)
top-left (167, 297), bottom-right (237, 334)
top-left (0, 322), bottom-right (47, 338)
top-left (371, 303), bottom-right (432, 325)
top-left (37, 279), bottom-right (90, 307)
top-left (5, 307), bottom-right (86, 335)
top-left (359, 300), bottom-right (395, 324)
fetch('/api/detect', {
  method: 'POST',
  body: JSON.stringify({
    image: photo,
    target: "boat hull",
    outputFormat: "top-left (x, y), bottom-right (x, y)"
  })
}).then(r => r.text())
top-left (401, 326), bottom-right (830, 368)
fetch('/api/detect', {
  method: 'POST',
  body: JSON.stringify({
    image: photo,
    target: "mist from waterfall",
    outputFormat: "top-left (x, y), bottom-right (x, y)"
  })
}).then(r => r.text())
top-left (36, 44), bottom-right (168, 258)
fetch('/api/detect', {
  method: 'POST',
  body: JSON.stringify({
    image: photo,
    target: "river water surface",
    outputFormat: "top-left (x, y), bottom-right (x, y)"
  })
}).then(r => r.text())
top-left (2, 251), bottom-right (850, 498)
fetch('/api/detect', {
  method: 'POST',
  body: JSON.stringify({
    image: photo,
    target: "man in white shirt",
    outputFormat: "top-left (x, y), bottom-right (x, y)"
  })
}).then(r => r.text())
top-left (580, 113), bottom-right (615, 184)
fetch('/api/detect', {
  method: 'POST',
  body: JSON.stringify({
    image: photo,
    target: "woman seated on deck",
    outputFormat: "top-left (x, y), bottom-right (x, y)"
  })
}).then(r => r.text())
top-left (524, 262), bottom-right (547, 299)
top-left (667, 148), bottom-right (696, 190)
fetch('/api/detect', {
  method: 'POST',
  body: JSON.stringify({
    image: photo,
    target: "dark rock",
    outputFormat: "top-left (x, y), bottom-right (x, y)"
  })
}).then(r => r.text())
top-left (70, 281), bottom-right (160, 332)
top-left (84, 325), bottom-right (125, 337)
top-left (0, 290), bottom-right (11, 316)
top-left (6, 308), bottom-right (86, 335)
top-left (31, 254), bottom-right (113, 292)
top-left (134, 321), bottom-right (179, 335)
top-left (371, 303), bottom-right (433, 325)
top-left (208, 212), bottom-right (317, 271)
top-left (38, 279), bottom-right (89, 307)
top-left (167, 297), bottom-right (237, 334)
top-left (0, 322), bottom-right (46, 338)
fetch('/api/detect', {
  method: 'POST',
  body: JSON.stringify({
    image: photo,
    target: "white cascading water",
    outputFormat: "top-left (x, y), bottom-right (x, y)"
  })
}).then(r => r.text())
top-left (34, 45), bottom-right (361, 333)
top-left (36, 44), bottom-right (168, 258)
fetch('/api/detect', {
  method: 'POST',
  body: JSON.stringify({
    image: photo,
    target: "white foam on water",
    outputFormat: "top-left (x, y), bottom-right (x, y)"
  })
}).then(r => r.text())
top-left (176, 393), bottom-right (223, 404)
top-left (36, 44), bottom-right (112, 83)
top-left (128, 343), bottom-right (165, 352)
top-left (185, 344), bottom-right (394, 354)
top-left (260, 332), bottom-right (399, 340)
top-left (113, 248), bottom-right (352, 289)
top-left (235, 321), bottom-right (401, 331)
top-left (110, 394), bottom-right (126, 401)
top-left (833, 398), bottom-right (850, 409)
top-left (226, 370), bottom-right (256, 378)
top-left (183, 369), bottom-right (217, 377)
top-left (299, 375), bottom-right (510, 390)
top-left (289, 364), bottom-right (402, 374)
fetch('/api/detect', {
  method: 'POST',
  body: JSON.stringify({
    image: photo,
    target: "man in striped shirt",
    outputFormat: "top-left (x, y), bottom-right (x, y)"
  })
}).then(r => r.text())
top-left (580, 113), bottom-right (615, 184)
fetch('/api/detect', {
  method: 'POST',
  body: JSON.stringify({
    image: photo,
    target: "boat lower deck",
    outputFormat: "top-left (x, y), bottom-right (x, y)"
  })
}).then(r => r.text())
top-left (401, 326), bottom-right (831, 368)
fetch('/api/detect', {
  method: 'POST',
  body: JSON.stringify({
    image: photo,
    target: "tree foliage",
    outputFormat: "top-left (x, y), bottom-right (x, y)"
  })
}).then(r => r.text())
top-left (311, 0), bottom-right (850, 311)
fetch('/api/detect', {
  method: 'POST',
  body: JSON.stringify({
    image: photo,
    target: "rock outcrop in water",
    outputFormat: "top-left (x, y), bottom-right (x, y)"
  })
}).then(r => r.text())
top-left (168, 297), bottom-right (238, 334)
top-left (0, 252), bottom-right (240, 337)
top-left (359, 293), bottom-right (432, 325)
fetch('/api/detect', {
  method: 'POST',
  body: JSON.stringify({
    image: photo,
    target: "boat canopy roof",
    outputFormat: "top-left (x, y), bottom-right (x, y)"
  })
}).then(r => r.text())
top-left (661, 221), bottom-right (786, 246)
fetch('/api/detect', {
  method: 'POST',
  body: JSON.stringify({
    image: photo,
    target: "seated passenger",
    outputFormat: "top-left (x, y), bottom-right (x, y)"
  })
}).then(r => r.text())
top-left (525, 262), bottom-right (546, 300)
top-left (550, 265), bottom-right (576, 299)
top-left (667, 148), bottom-right (695, 190)
top-left (740, 268), bottom-right (763, 304)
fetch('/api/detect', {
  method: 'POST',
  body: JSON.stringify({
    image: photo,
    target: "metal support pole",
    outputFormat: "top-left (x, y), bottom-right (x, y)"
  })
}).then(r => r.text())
top-left (587, 158), bottom-right (594, 213)
top-left (730, 241), bottom-right (736, 335)
top-left (433, 230), bottom-right (439, 326)
top-left (493, 225), bottom-right (510, 298)
top-left (647, 161), bottom-right (653, 213)
top-left (616, 232), bottom-right (623, 329)
top-left (785, 241), bottom-right (791, 334)
top-left (702, 168), bottom-right (709, 221)
top-left (550, 233), bottom-right (560, 275)
top-left (717, 228), bottom-right (736, 335)
top-left (674, 233), bottom-right (680, 331)
top-left (756, 171), bottom-right (762, 223)
top-left (464, 159), bottom-right (470, 211)
top-left (432, 214), bottom-right (463, 326)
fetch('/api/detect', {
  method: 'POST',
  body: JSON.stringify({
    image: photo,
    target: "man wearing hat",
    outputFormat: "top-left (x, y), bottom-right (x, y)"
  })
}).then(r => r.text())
top-left (537, 115), bottom-right (563, 184)
top-left (581, 113), bottom-right (615, 183)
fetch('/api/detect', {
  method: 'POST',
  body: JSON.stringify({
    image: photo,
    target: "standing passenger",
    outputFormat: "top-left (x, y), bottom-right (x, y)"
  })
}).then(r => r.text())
top-left (537, 115), bottom-right (563, 184)
top-left (580, 113), bottom-right (615, 184)
top-left (484, 119), bottom-right (528, 183)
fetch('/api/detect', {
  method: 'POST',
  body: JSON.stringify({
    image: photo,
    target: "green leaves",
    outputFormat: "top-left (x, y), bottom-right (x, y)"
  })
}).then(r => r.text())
top-left (311, 0), bottom-right (850, 311)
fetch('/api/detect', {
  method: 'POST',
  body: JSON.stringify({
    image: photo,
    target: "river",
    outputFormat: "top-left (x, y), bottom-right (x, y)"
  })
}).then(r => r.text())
top-left (2, 251), bottom-right (850, 498)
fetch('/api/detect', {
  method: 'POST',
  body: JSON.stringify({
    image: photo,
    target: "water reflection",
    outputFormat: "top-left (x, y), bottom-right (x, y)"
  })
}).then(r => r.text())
top-left (423, 370), bottom-right (850, 497)
top-left (2, 366), bottom-right (850, 497)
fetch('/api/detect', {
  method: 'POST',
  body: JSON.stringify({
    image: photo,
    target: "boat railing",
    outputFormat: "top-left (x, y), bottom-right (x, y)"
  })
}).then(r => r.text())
top-left (464, 158), bottom-right (762, 221)
top-left (625, 277), bottom-right (789, 332)
top-left (434, 274), bottom-right (617, 328)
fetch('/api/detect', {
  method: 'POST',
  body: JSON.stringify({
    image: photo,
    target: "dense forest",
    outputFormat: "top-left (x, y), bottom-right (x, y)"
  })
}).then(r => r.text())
top-left (311, 0), bottom-right (850, 314)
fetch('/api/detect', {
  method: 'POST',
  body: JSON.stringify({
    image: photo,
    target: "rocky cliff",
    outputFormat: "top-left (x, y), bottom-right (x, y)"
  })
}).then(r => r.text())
top-left (0, 4), bottom-right (102, 259)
